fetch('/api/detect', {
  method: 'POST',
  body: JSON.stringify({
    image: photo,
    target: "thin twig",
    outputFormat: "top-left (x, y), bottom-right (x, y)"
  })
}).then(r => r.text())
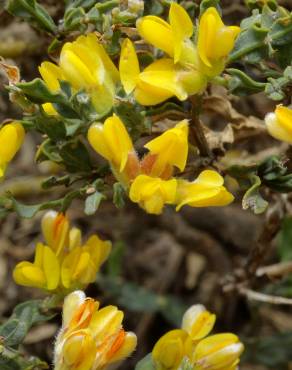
top-left (240, 287), bottom-right (292, 305)
top-left (189, 95), bottom-right (213, 158)
top-left (245, 204), bottom-right (283, 279)
top-left (256, 261), bottom-right (292, 278)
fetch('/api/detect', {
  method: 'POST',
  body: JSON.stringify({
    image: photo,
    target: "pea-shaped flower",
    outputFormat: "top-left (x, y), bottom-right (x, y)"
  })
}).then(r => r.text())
top-left (88, 114), bottom-right (140, 185)
top-left (54, 291), bottom-right (137, 370)
top-left (0, 122), bottom-right (25, 178)
top-left (39, 33), bottom-right (119, 117)
top-left (13, 211), bottom-right (111, 293)
top-left (152, 329), bottom-right (188, 370)
top-left (182, 304), bottom-right (216, 342)
top-left (120, 4), bottom-right (207, 106)
top-left (197, 7), bottom-right (240, 77)
top-left (265, 105), bottom-right (292, 144)
top-left (151, 305), bottom-right (244, 370)
top-left (192, 333), bottom-right (244, 370)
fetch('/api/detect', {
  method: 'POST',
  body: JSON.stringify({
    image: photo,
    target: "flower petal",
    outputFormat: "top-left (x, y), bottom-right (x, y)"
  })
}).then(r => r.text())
top-left (137, 15), bottom-right (174, 56)
top-left (120, 38), bottom-right (140, 94)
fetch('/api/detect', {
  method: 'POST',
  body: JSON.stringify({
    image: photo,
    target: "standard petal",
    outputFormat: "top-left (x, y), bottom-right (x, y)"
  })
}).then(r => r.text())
top-left (39, 61), bottom-right (63, 92)
top-left (169, 3), bottom-right (194, 63)
top-left (137, 15), bottom-right (174, 56)
top-left (119, 38), bottom-right (140, 94)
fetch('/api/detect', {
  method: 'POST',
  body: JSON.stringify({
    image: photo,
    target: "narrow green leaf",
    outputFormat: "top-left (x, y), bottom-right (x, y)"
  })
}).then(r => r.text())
top-left (6, 0), bottom-right (57, 33)
top-left (242, 175), bottom-right (268, 214)
top-left (84, 191), bottom-right (104, 215)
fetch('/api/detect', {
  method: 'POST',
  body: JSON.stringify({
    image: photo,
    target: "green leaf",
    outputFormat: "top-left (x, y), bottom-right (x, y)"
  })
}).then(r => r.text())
top-left (65, 0), bottom-right (98, 12)
top-left (8, 189), bottom-right (85, 218)
top-left (6, 0), bottom-right (57, 33)
top-left (135, 354), bottom-right (156, 370)
top-left (0, 347), bottom-right (48, 370)
top-left (265, 66), bottom-right (292, 101)
top-left (0, 300), bottom-right (54, 347)
top-left (64, 7), bottom-right (86, 31)
top-left (16, 79), bottom-right (66, 105)
top-left (35, 112), bottom-right (67, 141)
top-left (242, 175), bottom-right (268, 214)
top-left (229, 13), bottom-right (269, 63)
top-left (259, 155), bottom-right (292, 192)
top-left (84, 191), bottom-right (104, 215)
top-left (35, 139), bottom-right (62, 164)
top-left (113, 182), bottom-right (126, 209)
top-left (226, 68), bottom-right (266, 96)
top-left (278, 217), bottom-right (292, 261)
top-left (59, 140), bottom-right (92, 173)
top-left (245, 0), bottom-right (278, 11)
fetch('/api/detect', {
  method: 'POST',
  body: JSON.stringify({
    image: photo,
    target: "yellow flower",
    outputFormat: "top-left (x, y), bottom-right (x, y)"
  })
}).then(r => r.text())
top-left (54, 291), bottom-right (137, 370)
top-left (197, 7), bottom-right (240, 77)
top-left (137, 3), bottom-right (196, 65)
top-left (265, 105), bottom-right (292, 144)
top-left (192, 333), bottom-right (244, 370)
top-left (39, 33), bottom-right (119, 117)
top-left (182, 304), bottom-right (216, 342)
top-left (175, 170), bottom-right (234, 211)
top-left (13, 211), bottom-right (111, 293)
top-left (152, 329), bottom-right (188, 370)
top-left (120, 5), bottom-right (207, 106)
top-left (0, 122), bottom-right (25, 178)
top-left (144, 120), bottom-right (189, 176)
top-left (151, 305), bottom-right (244, 370)
top-left (88, 114), bottom-right (140, 187)
top-left (129, 175), bottom-right (177, 215)
top-left (38, 61), bottom-right (64, 115)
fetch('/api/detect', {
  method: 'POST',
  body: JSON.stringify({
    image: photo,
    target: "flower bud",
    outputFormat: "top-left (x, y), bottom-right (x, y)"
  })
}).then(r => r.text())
top-left (88, 114), bottom-right (135, 173)
top-left (152, 329), bottom-right (188, 370)
top-left (265, 105), bottom-right (292, 144)
top-left (182, 304), bottom-right (216, 341)
top-left (197, 7), bottom-right (240, 77)
top-left (41, 211), bottom-right (69, 256)
top-left (0, 122), bottom-right (25, 178)
top-left (192, 333), bottom-right (244, 370)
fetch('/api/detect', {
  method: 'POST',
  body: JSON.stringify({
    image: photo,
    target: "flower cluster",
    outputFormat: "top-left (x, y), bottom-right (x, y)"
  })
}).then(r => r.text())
top-left (88, 115), bottom-right (234, 215)
top-left (13, 211), bottom-right (111, 293)
top-left (54, 290), bottom-right (137, 370)
top-left (0, 121), bottom-right (25, 179)
top-left (265, 105), bottom-right (292, 144)
top-left (39, 33), bottom-right (119, 116)
top-left (152, 304), bottom-right (244, 370)
top-left (120, 4), bottom-right (240, 105)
